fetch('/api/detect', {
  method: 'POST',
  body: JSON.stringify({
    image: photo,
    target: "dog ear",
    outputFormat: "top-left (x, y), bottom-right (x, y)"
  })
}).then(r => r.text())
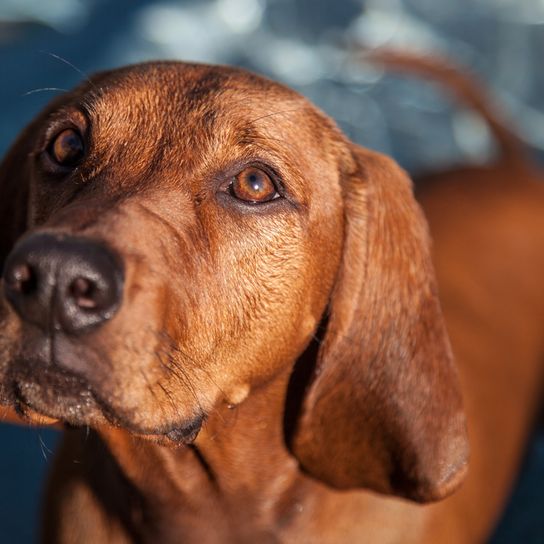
top-left (290, 144), bottom-right (468, 503)
top-left (0, 124), bottom-right (34, 271)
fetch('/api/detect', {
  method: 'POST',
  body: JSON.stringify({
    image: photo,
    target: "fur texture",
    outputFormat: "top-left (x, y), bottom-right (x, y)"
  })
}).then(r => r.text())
top-left (0, 55), bottom-right (542, 543)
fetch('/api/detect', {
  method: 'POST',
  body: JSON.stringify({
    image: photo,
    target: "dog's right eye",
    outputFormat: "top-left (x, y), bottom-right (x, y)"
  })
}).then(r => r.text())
top-left (46, 128), bottom-right (85, 169)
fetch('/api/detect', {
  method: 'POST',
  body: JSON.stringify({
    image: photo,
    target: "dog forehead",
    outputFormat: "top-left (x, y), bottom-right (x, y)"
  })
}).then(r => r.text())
top-left (76, 62), bottom-right (342, 194)
top-left (84, 62), bottom-right (307, 132)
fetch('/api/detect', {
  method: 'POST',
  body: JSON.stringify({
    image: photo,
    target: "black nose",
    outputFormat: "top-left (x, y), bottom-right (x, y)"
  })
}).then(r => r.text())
top-left (2, 233), bottom-right (123, 334)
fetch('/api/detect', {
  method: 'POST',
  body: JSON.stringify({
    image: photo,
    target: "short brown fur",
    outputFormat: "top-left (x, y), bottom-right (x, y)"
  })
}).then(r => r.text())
top-left (0, 54), bottom-right (542, 542)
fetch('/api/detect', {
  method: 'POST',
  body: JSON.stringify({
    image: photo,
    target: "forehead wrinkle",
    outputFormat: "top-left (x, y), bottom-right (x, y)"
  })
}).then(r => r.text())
top-left (80, 63), bottom-right (302, 155)
top-left (73, 64), bottom-right (331, 199)
top-left (79, 79), bottom-right (226, 190)
top-left (80, 87), bottom-right (169, 186)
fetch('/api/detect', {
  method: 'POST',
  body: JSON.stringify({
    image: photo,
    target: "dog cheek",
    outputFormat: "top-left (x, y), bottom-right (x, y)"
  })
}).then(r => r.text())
top-left (223, 258), bottom-right (314, 382)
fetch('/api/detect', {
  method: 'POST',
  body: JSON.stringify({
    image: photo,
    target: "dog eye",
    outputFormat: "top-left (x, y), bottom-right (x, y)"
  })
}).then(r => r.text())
top-left (47, 128), bottom-right (85, 168)
top-left (230, 167), bottom-right (279, 203)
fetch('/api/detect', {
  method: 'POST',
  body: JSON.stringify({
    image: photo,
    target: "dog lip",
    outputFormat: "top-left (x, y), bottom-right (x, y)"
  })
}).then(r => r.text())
top-left (165, 416), bottom-right (204, 443)
top-left (8, 356), bottom-right (121, 427)
top-left (13, 398), bottom-right (61, 426)
top-left (8, 357), bottom-right (206, 443)
top-left (11, 371), bottom-right (102, 426)
top-left (130, 414), bottom-right (206, 445)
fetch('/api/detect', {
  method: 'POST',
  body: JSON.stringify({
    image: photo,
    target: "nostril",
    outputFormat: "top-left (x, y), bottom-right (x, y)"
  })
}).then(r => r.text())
top-left (68, 277), bottom-right (98, 310)
top-left (5, 263), bottom-right (37, 295)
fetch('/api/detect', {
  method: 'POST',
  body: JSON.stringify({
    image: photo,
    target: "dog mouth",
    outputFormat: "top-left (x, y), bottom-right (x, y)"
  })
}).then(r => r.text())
top-left (5, 359), bottom-right (205, 445)
top-left (7, 360), bottom-right (100, 424)
top-left (0, 315), bottom-right (207, 444)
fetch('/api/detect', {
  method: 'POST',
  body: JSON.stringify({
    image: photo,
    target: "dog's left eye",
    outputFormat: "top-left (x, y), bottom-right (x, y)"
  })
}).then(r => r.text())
top-left (229, 167), bottom-right (280, 203)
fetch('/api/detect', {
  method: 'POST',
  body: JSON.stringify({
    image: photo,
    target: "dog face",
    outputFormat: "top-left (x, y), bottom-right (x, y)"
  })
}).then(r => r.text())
top-left (0, 63), bottom-right (345, 437)
top-left (0, 62), bottom-right (467, 502)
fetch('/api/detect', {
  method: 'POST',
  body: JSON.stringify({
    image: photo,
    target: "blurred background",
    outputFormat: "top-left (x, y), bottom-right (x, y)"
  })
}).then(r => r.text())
top-left (0, 0), bottom-right (543, 541)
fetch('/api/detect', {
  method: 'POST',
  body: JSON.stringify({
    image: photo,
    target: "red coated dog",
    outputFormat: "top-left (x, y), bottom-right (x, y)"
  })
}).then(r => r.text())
top-left (0, 53), bottom-right (542, 542)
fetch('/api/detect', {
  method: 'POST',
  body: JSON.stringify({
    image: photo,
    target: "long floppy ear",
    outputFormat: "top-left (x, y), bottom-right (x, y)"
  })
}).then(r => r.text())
top-left (290, 144), bottom-right (468, 503)
top-left (0, 125), bottom-right (34, 271)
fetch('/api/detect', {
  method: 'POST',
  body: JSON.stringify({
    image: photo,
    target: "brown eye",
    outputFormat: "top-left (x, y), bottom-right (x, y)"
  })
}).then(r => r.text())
top-left (230, 167), bottom-right (279, 203)
top-left (48, 128), bottom-right (84, 167)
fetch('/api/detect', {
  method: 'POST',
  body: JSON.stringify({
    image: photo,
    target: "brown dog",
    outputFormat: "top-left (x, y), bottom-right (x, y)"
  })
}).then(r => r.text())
top-left (0, 54), bottom-right (541, 543)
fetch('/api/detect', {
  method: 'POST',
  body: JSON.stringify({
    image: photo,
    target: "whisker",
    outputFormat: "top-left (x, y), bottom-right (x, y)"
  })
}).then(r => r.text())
top-left (121, 330), bottom-right (194, 425)
top-left (22, 87), bottom-right (68, 97)
top-left (156, 379), bottom-right (185, 426)
top-left (155, 349), bottom-right (204, 416)
top-left (153, 332), bottom-right (229, 426)
top-left (119, 325), bottom-right (232, 427)
top-left (39, 51), bottom-right (96, 89)
top-left (156, 329), bottom-right (227, 397)
top-left (37, 433), bottom-right (52, 462)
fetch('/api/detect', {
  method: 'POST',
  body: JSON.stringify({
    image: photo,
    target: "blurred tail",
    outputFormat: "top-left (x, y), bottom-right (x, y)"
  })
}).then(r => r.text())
top-left (359, 49), bottom-right (525, 163)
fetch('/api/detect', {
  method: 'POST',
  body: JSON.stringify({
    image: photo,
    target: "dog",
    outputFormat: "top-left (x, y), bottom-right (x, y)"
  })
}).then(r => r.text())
top-left (0, 53), bottom-right (542, 543)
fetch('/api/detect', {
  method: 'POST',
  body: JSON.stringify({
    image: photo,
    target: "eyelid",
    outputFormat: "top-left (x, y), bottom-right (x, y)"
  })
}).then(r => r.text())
top-left (230, 162), bottom-right (284, 191)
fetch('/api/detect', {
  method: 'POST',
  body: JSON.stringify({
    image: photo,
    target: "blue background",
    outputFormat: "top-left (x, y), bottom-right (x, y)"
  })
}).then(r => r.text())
top-left (1, 0), bottom-right (543, 541)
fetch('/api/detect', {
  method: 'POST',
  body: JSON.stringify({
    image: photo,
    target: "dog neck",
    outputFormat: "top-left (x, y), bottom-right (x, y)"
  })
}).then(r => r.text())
top-left (97, 366), bottom-right (309, 540)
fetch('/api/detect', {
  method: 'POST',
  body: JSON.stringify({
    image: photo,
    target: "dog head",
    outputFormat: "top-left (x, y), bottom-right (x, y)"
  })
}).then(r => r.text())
top-left (0, 62), bottom-right (467, 502)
